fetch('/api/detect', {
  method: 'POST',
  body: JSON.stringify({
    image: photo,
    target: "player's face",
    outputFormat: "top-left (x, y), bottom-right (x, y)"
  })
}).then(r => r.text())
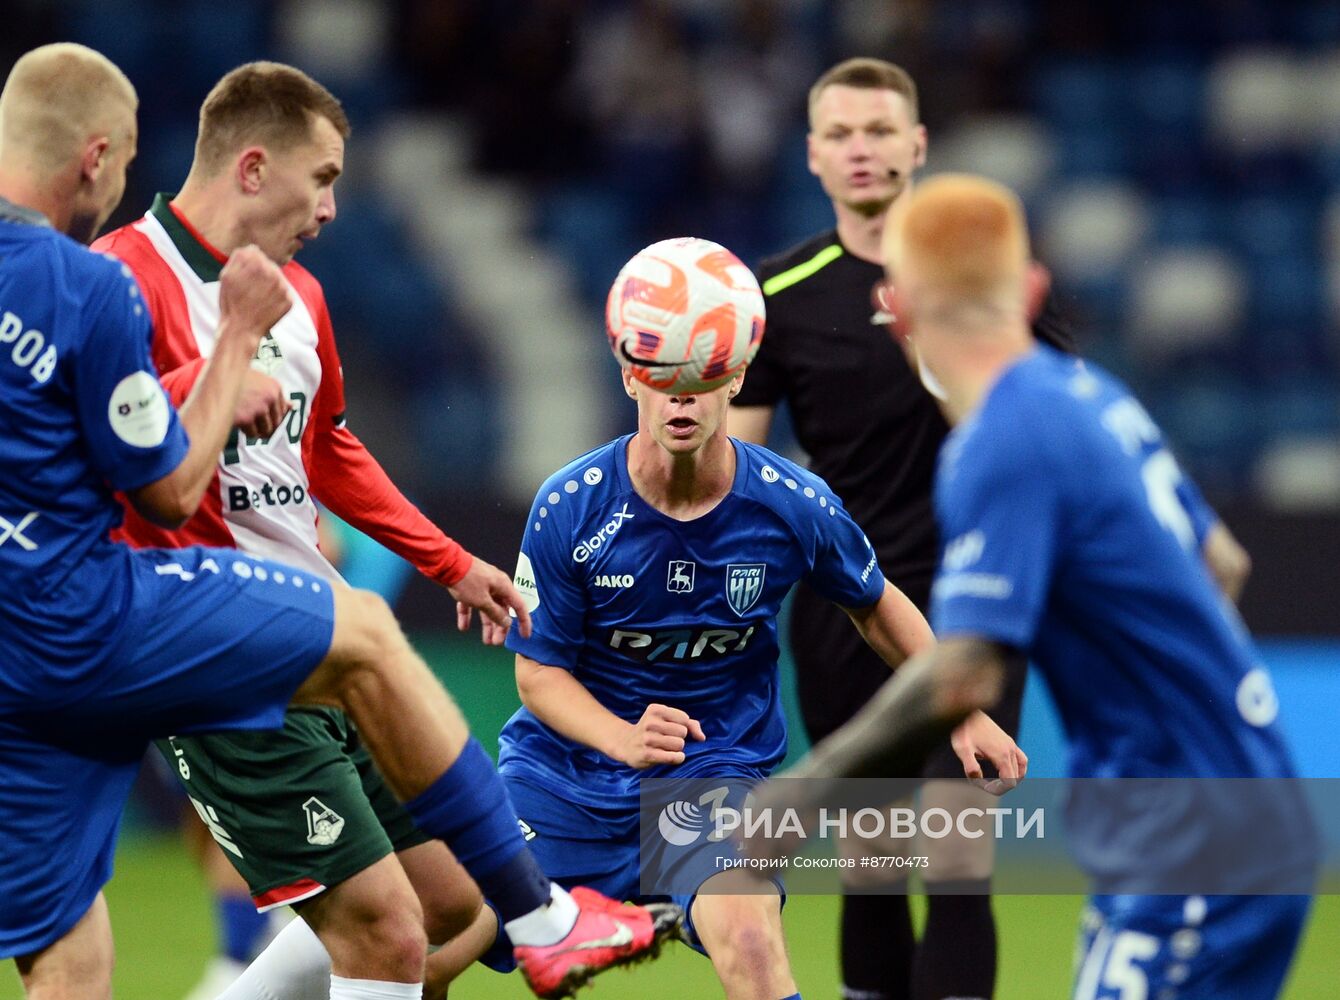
top-left (251, 114), bottom-right (343, 264)
top-left (808, 85), bottom-right (926, 218)
top-left (625, 370), bottom-right (741, 456)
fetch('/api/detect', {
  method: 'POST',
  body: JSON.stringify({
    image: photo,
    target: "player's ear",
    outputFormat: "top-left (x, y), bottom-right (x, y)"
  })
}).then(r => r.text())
top-left (236, 147), bottom-right (267, 195)
top-left (79, 135), bottom-right (111, 186)
top-left (1025, 260), bottom-right (1051, 323)
top-left (727, 370), bottom-right (746, 399)
top-left (912, 124), bottom-right (928, 169)
top-left (621, 367), bottom-right (638, 400)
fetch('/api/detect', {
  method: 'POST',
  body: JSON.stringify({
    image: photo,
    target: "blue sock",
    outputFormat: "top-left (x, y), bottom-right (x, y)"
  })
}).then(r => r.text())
top-left (405, 738), bottom-right (551, 921)
top-left (217, 893), bottom-right (267, 963)
top-left (780, 994), bottom-right (802, 1000)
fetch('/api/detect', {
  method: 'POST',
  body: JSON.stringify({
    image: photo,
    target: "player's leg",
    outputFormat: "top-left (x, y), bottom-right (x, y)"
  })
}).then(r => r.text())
top-left (911, 648), bottom-right (1026, 1000)
top-left (790, 583), bottom-right (916, 1000)
top-left (912, 780), bottom-right (999, 1000)
top-left (835, 801), bottom-right (916, 1000)
top-left (13, 894), bottom-right (114, 1000)
top-left (348, 724), bottom-right (485, 951)
top-left (160, 708), bottom-right (430, 993)
top-left (690, 871), bottom-right (796, 1000)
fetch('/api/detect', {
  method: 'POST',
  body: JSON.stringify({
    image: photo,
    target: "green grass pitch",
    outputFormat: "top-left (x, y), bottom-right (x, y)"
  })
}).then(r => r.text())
top-left (3, 634), bottom-right (1335, 997)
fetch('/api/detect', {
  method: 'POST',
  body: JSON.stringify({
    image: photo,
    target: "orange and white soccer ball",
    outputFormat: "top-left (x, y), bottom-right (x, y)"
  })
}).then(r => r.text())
top-left (606, 237), bottom-right (765, 394)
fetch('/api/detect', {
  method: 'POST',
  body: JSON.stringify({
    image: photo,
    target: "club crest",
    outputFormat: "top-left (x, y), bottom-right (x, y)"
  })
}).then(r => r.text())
top-left (725, 563), bottom-right (766, 616)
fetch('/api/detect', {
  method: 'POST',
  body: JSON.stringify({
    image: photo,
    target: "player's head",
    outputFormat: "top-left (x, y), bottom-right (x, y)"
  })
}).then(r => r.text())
top-left (0, 43), bottom-right (138, 243)
top-left (189, 62), bottom-right (349, 264)
top-left (621, 369), bottom-right (744, 458)
top-left (882, 174), bottom-right (1047, 404)
top-left (807, 58), bottom-right (926, 219)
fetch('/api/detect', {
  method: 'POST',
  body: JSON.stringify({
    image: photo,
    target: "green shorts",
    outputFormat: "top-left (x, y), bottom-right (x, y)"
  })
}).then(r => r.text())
top-left (157, 706), bottom-right (430, 910)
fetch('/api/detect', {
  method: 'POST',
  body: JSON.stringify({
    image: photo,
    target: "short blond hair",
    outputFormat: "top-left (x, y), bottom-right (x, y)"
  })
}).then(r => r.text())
top-left (194, 62), bottom-right (349, 175)
top-left (0, 43), bottom-right (137, 171)
top-left (808, 58), bottom-right (919, 128)
top-left (887, 174), bottom-right (1029, 319)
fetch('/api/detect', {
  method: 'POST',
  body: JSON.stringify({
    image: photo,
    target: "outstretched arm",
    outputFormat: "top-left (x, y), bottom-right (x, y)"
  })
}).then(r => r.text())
top-left (744, 637), bottom-right (1009, 858)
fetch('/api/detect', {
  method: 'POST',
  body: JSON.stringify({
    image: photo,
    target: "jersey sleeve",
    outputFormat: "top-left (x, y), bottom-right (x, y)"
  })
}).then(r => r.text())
top-left (930, 416), bottom-right (1063, 650)
top-left (72, 260), bottom-right (189, 491)
top-left (504, 486), bottom-right (588, 669)
top-left (1174, 470), bottom-right (1217, 548)
top-left (292, 266), bottom-right (471, 586)
top-left (794, 475), bottom-right (886, 610)
top-left (308, 425), bottom-right (472, 586)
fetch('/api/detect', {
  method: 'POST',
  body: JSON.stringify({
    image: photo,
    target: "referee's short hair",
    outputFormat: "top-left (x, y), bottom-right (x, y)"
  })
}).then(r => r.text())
top-left (808, 58), bottom-right (919, 126)
top-left (194, 62), bottom-right (349, 173)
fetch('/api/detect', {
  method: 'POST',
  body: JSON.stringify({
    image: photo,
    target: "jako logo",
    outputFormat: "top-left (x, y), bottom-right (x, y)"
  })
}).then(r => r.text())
top-left (228, 481), bottom-right (308, 512)
top-left (595, 574), bottom-right (635, 588)
top-left (573, 503), bottom-right (634, 563)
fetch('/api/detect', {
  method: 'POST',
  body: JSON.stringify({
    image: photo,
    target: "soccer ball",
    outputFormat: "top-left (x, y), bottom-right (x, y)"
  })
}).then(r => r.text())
top-left (606, 237), bottom-right (765, 395)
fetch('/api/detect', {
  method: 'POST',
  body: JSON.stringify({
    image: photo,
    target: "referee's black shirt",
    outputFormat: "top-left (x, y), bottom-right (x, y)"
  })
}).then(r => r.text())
top-left (736, 229), bottom-right (1074, 595)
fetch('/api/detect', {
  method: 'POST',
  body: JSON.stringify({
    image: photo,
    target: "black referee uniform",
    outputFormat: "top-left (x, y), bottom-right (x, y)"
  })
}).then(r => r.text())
top-left (738, 230), bottom-right (1074, 776)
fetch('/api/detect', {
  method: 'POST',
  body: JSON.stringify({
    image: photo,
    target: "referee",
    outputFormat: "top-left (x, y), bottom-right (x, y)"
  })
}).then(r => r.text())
top-left (729, 58), bottom-right (1072, 1000)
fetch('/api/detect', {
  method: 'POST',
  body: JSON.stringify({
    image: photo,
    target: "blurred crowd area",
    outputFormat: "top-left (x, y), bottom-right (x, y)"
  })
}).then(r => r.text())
top-left (9, 0), bottom-right (1340, 508)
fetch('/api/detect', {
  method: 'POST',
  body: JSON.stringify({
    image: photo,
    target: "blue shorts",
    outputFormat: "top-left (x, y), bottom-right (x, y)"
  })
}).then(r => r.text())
top-left (1073, 893), bottom-right (1311, 1000)
top-left (478, 770), bottom-right (784, 972)
top-left (0, 545), bottom-right (335, 958)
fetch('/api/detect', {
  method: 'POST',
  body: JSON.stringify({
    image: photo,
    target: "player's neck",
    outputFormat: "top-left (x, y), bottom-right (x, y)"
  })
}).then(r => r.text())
top-left (0, 166), bottom-right (73, 234)
top-left (627, 432), bottom-right (736, 521)
top-left (172, 180), bottom-right (247, 257)
top-left (943, 329), bottom-right (1034, 422)
top-left (833, 189), bottom-right (908, 265)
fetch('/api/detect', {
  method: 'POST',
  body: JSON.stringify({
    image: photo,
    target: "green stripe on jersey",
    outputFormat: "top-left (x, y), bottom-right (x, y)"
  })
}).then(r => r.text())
top-left (762, 244), bottom-right (843, 296)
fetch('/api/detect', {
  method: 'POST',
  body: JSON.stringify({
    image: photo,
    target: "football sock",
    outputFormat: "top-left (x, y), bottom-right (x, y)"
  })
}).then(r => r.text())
top-left (219, 892), bottom-right (270, 962)
top-left (404, 738), bottom-right (553, 923)
top-left (780, 994), bottom-right (803, 1000)
top-left (840, 891), bottom-right (913, 1000)
top-left (912, 881), bottom-right (996, 1000)
top-left (329, 976), bottom-right (422, 999)
top-left (215, 916), bottom-right (330, 1000)
top-left (503, 881), bottom-right (582, 948)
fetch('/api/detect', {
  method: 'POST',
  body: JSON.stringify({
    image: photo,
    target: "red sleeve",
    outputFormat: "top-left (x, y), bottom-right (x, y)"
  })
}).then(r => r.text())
top-left (284, 261), bottom-right (473, 587)
top-left (158, 356), bottom-right (206, 406)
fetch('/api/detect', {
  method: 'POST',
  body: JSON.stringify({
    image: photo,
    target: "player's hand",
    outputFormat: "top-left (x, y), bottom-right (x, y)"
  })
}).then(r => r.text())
top-left (616, 703), bottom-right (706, 768)
top-left (234, 370), bottom-right (290, 438)
top-left (218, 245), bottom-right (292, 355)
top-left (448, 557), bottom-right (532, 644)
top-left (951, 710), bottom-right (1028, 795)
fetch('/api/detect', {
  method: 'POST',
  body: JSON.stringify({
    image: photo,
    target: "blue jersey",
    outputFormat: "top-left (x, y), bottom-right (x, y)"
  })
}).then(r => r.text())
top-left (932, 346), bottom-right (1314, 888)
top-left (0, 205), bottom-right (188, 697)
top-left (501, 434), bottom-right (886, 808)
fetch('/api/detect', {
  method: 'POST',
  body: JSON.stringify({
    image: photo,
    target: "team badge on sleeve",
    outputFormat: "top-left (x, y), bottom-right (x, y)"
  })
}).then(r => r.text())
top-left (725, 564), bottom-right (766, 616)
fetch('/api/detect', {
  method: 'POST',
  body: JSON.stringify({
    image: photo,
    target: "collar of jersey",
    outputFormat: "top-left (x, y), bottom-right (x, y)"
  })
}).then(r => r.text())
top-left (611, 432), bottom-right (749, 526)
top-left (150, 192), bottom-right (227, 282)
top-left (0, 194), bottom-right (51, 228)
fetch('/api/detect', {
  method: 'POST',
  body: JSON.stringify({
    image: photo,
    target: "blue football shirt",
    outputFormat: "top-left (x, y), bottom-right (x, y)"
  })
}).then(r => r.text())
top-left (931, 346), bottom-right (1313, 888)
top-left (502, 434), bottom-right (886, 808)
top-left (0, 206), bottom-right (188, 694)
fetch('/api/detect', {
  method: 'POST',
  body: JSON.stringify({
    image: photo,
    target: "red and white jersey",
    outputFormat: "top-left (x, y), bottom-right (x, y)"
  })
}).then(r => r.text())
top-left (95, 194), bottom-right (471, 587)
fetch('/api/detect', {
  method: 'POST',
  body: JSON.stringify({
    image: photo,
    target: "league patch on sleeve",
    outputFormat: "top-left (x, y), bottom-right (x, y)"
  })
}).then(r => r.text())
top-left (513, 550), bottom-right (540, 613)
top-left (107, 370), bottom-right (170, 448)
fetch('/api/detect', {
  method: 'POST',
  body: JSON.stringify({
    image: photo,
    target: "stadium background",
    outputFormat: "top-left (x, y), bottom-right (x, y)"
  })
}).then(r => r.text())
top-left (4, 1), bottom-right (1339, 996)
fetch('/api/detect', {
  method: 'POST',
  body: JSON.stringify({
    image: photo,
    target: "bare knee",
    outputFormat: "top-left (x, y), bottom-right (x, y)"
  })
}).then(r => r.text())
top-left (18, 896), bottom-right (115, 1000)
top-left (302, 875), bottom-right (428, 982)
top-left (297, 588), bottom-right (410, 706)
